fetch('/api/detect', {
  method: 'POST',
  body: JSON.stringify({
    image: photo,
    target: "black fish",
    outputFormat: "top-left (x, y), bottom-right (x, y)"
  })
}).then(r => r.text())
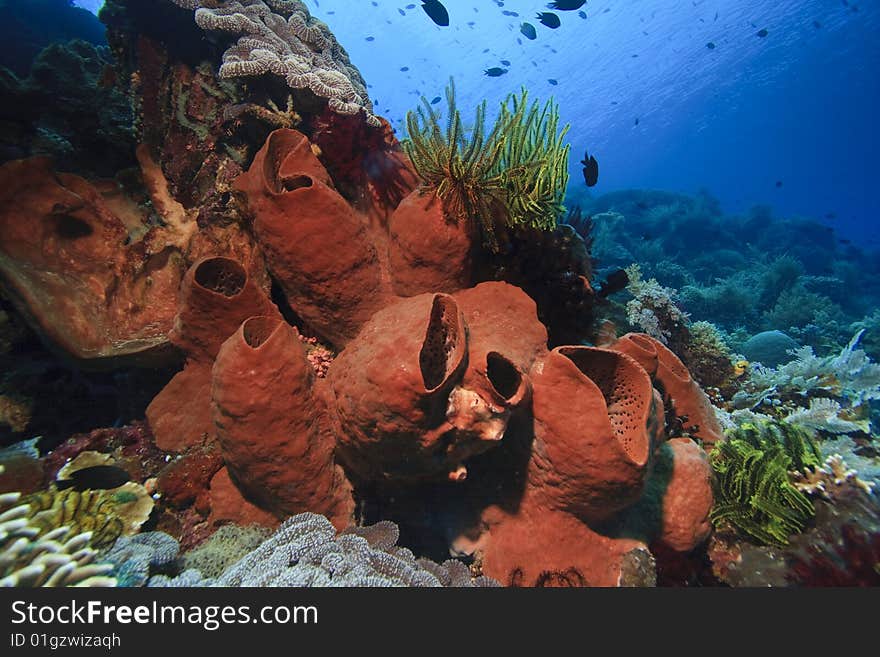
top-left (399, 8), bottom-right (406, 16)
top-left (580, 151), bottom-right (599, 186)
top-left (634, 117), bottom-right (640, 125)
top-left (406, 3), bottom-right (416, 7)
top-left (756, 28), bottom-right (769, 37)
top-left (547, 0), bottom-right (585, 10)
top-left (578, 11), bottom-right (587, 19)
top-left (548, 78), bottom-right (558, 85)
top-left (366, 36), bottom-right (375, 41)
top-left (597, 269), bottom-right (629, 299)
top-left (56, 465), bottom-right (132, 492)
top-left (813, 20), bottom-right (822, 29)
top-left (536, 12), bottom-right (561, 28)
top-left (484, 67), bottom-right (509, 77)
top-left (400, 66), bottom-right (410, 71)
top-left (431, 96), bottom-right (442, 104)
top-left (502, 10), bottom-right (520, 17)
top-left (775, 180), bottom-right (783, 188)
top-left (421, 1), bottom-right (449, 27)
top-left (520, 22), bottom-right (537, 39)
top-left (706, 41), bottom-right (716, 49)
top-left (500, 59), bottom-right (511, 65)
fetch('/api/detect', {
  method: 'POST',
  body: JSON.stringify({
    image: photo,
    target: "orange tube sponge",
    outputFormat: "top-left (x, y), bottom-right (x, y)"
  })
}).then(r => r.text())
top-left (211, 316), bottom-right (354, 529)
top-left (612, 333), bottom-right (723, 446)
top-left (234, 129), bottom-right (389, 347)
top-left (529, 346), bottom-right (655, 523)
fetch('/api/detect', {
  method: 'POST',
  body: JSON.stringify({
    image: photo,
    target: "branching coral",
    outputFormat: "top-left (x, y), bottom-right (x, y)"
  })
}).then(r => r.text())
top-left (736, 330), bottom-right (879, 435)
top-left (403, 78), bottom-right (570, 250)
top-left (623, 264), bottom-right (689, 345)
top-left (791, 454), bottom-right (875, 501)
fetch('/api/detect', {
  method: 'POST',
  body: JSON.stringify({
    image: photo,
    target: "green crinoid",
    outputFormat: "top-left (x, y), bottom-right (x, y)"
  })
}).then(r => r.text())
top-left (403, 78), bottom-right (570, 250)
top-left (709, 436), bottom-right (816, 547)
top-left (726, 420), bottom-right (822, 475)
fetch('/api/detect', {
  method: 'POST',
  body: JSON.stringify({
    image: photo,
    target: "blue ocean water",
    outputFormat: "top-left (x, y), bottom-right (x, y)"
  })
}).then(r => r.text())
top-left (75, 0), bottom-right (879, 247)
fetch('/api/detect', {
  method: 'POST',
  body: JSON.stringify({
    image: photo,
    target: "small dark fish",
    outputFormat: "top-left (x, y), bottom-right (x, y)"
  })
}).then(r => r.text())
top-left (634, 117), bottom-right (640, 125)
top-left (840, 238), bottom-right (852, 244)
top-left (502, 10), bottom-right (520, 17)
top-left (546, 0), bottom-right (585, 10)
top-left (548, 78), bottom-right (558, 85)
top-left (756, 28), bottom-right (769, 37)
top-left (500, 59), bottom-right (511, 65)
top-left (484, 67), bottom-right (509, 77)
top-left (813, 20), bottom-right (822, 29)
top-left (399, 8), bottom-right (406, 16)
top-left (578, 10), bottom-right (587, 19)
top-left (520, 22), bottom-right (538, 40)
top-left (366, 36), bottom-right (375, 41)
top-left (536, 12), bottom-right (561, 28)
top-left (775, 180), bottom-right (783, 188)
top-left (372, 1), bottom-right (378, 6)
top-left (467, 21), bottom-right (476, 26)
top-left (482, 48), bottom-right (490, 53)
top-left (597, 269), bottom-right (629, 299)
top-left (580, 151), bottom-right (599, 187)
top-left (400, 66), bottom-right (410, 71)
top-left (421, 0), bottom-right (450, 27)
top-left (56, 465), bottom-right (132, 492)
top-left (431, 96), bottom-right (442, 104)
top-left (706, 41), bottom-right (716, 49)
top-left (406, 3), bottom-right (416, 7)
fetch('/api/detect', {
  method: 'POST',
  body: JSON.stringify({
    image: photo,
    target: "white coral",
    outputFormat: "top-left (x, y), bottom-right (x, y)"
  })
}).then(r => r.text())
top-left (172, 0), bottom-right (380, 126)
top-left (783, 397), bottom-right (869, 435)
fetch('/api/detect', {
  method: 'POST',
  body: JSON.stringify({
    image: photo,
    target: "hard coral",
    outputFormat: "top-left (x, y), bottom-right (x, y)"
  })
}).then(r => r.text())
top-left (172, 0), bottom-right (378, 126)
